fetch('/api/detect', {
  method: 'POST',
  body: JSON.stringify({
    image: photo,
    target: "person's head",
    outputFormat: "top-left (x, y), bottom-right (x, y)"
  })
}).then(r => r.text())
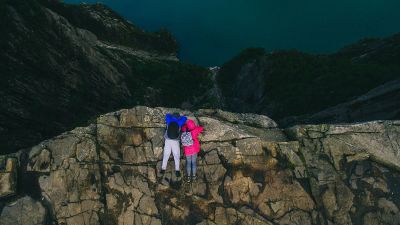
top-left (172, 112), bottom-right (180, 118)
top-left (186, 120), bottom-right (196, 130)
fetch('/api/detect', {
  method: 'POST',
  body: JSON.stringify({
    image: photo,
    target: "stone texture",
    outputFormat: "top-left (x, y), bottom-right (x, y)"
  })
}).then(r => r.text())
top-left (1, 106), bottom-right (400, 225)
top-left (286, 121), bottom-right (400, 225)
top-left (0, 157), bottom-right (18, 198)
top-left (286, 121), bottom-right (400, 170)
top-left (254, 170), bottom-right (315, 219)
top-left (26, 128), bottom-right (104, 225)
top-left (275, 210), bottom-right (313, 225)
top-left (364, 198), bottom-right (400, 225)
top-left (0, 196), bottom-right (46, 225)
top-left (197, 116), bottom-right (255, 142)
top-left (0, 0), bottom-right (184, 154)
top-left (224, 171), bottom-right (260, 205)
top-left (197, 109), bottom-right (278, 128)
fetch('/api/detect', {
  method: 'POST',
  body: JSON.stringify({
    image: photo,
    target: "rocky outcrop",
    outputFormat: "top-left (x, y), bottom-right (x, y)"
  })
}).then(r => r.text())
top-left (39, 0), bottom-right (179, 55)
top-left (282, 78), bottom-right (400, 126)
top-left (286, 121), bottom-right (400, 225)
top-left (0, 157), bottom-right (18, 198)
top-left (335, 33), bottom-right (400, 65)
top-left (216, 34), bottom-right (400, 122)
top-left (0, 196), bottom-right (47, 225)
top-left (2, 0), bottom-right (399, 155)
top-left (0, 0), bottom-right (213, 153)
top-left (0, 106), bottom-right (399, 225)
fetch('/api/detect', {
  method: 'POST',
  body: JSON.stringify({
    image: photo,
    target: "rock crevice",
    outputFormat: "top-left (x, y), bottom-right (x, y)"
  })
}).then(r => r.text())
top-left (1, 106), bottom-right (400, 225)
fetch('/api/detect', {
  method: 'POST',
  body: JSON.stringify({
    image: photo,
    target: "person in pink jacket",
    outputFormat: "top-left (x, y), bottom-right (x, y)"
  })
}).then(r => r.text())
top-left (181, 119), bottom-right (204, 182)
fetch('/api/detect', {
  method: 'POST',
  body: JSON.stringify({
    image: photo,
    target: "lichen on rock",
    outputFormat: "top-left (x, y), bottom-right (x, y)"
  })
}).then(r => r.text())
top-left (1, 106), bottom-right (400, 225)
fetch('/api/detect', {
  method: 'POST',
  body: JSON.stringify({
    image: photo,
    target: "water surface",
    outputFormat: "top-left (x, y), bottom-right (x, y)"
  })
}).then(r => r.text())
top-left (65, 0), bottom-right (400, 66)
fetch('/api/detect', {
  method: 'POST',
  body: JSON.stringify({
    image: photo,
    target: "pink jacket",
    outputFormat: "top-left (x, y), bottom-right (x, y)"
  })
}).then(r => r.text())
top-left (182, 120), bottom-right (204, 156)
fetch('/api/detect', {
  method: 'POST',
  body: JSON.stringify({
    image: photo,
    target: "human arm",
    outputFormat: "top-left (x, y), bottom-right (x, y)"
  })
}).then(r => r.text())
top-left (191, 126), bottom-right (204, 138)
top-left (178, 116), bottom-right (187, 127)
top-left (165, 114), bottom-right (172, 125)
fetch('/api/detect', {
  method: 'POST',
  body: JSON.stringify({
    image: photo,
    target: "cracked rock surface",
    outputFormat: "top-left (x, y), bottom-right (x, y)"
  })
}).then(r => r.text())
top-left (1, 106), bottom-right (400, 225)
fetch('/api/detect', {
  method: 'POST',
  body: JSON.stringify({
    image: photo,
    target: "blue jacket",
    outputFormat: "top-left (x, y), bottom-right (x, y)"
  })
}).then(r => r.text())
top-left (165, 114), bottom-right (187, 127)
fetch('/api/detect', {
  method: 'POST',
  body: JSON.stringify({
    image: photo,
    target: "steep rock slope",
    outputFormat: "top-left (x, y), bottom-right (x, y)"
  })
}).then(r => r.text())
top-left (0, 106), bottom-right (399, 225)
top-left (0, 0), bottom-right (214, 153)
top-left (282, 78), bottom-right (400, 126)
top-left (38, 0), bottom-right (178, 55)
top-left (216, 34), bottom-right (400, 122)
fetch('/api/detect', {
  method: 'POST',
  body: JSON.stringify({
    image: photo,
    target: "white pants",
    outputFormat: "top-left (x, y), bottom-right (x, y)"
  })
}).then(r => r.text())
top-left (161, 139), bottom-right (180, 171)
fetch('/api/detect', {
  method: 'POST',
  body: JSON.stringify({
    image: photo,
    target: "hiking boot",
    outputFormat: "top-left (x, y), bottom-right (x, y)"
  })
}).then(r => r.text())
top-left (175, 171), bottom-right (181, 178)
top-left (185, 176), bottom-right (191, 183)
top-left (191, 175), bottom-right (197, 182)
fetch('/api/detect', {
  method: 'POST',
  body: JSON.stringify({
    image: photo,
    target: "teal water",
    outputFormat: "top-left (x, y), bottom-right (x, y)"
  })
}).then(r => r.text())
top-left (65, 0), bottom-right (400, 66)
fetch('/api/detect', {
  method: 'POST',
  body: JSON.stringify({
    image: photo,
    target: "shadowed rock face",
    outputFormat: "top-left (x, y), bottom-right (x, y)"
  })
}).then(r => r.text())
top-left (2, 0), bottom-right (399, 156)
top-left (216, 35), bottom-right (400, 123)
top-left (0, 0), bottom-right (212, 154)
top-left (0, 106), bottom-right (399, 225)
top-left (281, 79), bottom-right (400, 126)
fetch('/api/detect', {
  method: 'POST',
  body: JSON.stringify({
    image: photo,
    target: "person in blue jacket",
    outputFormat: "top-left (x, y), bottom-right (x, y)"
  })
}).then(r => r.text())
top-left (161, 112), bottom-right (187, 177)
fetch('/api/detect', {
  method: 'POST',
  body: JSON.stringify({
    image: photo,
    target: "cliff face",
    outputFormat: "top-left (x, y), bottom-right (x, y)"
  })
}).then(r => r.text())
top-left (216, 34), bottom-right (400, 122)
top-left (1, 106), bottom-right (399, 225)
top-left (2, 0), bottom-right (399, 154)
top-left (281, 78), bottom-right (400, 126)
top-left (0, 0), bottom-right (213, 153)
top-left (38, 0), bottom-right (179, 54)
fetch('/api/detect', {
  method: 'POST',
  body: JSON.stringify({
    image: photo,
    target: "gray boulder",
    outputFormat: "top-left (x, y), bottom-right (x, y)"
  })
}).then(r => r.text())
top-left (0, 196), bottom-right (46, 225)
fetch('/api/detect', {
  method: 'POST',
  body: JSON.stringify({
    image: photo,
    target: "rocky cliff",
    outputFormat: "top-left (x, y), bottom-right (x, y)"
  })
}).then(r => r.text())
top-left (0, 0), bottom-right (214, 153)
top-left (2, 0), bottom-right (400, 154)
top-left (1, 106), bottom-right (399, 225)
top-left (282, 78), bottom-right (400, 126)
top-left (216, 34), bottom-right (400, 122)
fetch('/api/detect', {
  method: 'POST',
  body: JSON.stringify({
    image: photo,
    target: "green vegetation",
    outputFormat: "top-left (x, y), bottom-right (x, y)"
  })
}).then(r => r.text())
top-left (0, 0), bottom-right (212, 153)
top-left (125, 58), bottom-right (213, 107)
top-left (39, 0), bottom-right (178, 54)
top-left (336, 34), bottom-right (400, 66)
top-left (217, 48), bottom-right (265, 97)
top-left (218, 47), bottom-right (400, 118)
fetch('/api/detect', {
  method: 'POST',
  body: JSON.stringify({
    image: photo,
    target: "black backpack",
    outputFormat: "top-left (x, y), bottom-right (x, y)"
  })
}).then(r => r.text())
top-left (166, 121), bottom-right (180, 139)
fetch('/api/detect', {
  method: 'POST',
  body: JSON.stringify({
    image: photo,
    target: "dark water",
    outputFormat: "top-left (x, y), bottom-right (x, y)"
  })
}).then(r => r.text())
top-left (65, 0), bottom-right (400, 66)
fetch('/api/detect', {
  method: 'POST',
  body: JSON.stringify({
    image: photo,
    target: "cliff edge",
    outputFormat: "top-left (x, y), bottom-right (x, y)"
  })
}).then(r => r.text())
top-left (1, 106), bottom-right (399, 225)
